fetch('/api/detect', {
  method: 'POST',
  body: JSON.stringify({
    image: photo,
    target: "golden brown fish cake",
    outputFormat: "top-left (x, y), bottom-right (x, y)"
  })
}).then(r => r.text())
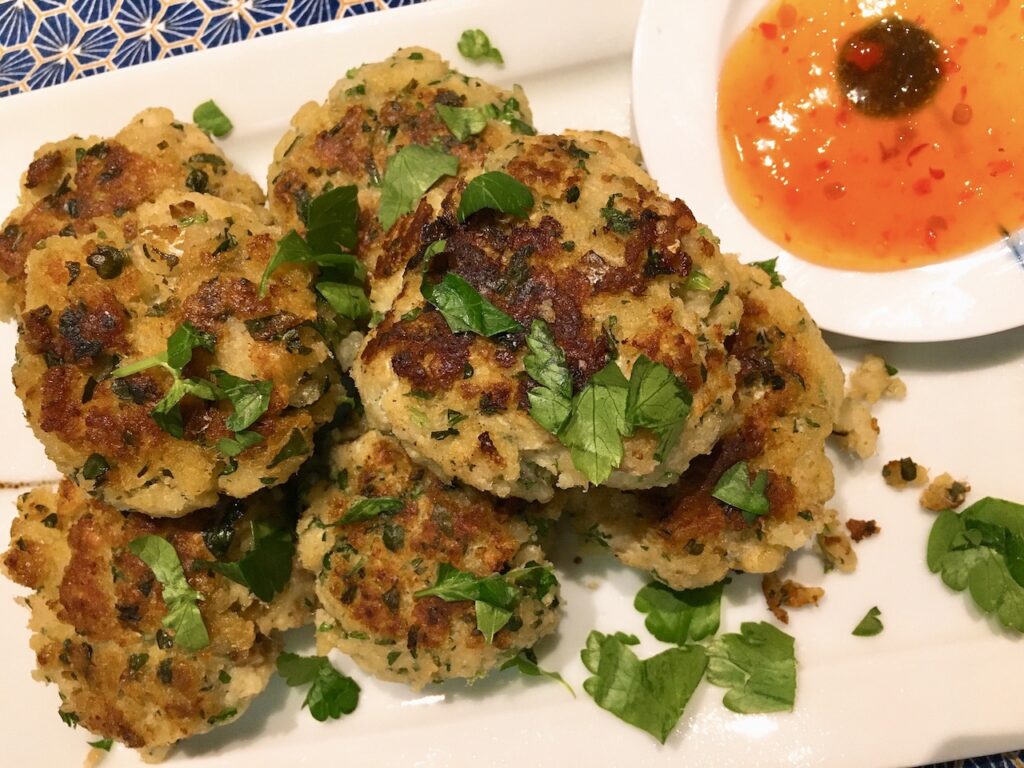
top-left (2, 479), bottom-right (312, 759)
top-left (267, 47), bottom-right (533, 310)
top-left (298, 429), bottom-right (560, 689)
top-left (0, 107), bottom-right (265, 318)
top-left (353, 132), bottom-right (743, 501)
top-left (569, 259), bottom-right (845, 589)
top-left (14, 190), bottom-right (343, 517)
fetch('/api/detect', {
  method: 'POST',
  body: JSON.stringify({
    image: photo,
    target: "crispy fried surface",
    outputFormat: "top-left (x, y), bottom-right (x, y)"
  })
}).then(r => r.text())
top-left (298, 429), bottom-right (560, 689)
top-left (13, 190), bottom-right (343, 517)
top-left (268, 47), bottom-right (530, 310)
top-left (353, 132), bottom-right (743, 501)
top-left (0, 108), bottom-right (265, 318)
top-left (2, 480), bottom-right (312, 756)
top-left (569, 259), bottom-right (845, 589)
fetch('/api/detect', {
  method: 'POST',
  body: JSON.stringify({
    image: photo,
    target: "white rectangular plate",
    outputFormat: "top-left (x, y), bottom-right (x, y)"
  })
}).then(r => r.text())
top-left (0, 0), bottom-right (1022, 766)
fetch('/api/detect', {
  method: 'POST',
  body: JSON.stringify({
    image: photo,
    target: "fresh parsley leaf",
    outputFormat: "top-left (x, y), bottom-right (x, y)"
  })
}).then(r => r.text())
top-left (81, 453), bottom-right (110, 482)
top-left (458, 171), bottom-right (534, 222)
top-left (559, 362), bottom-right (629, 485)
top-left (496, 96), bottom-right (536, 135)
top-left (524, 319), bottom-right (572, 433)
top-left (705, 621), bottom-right (796, 714)
top-left (208, 518), bottom-right (295, 602)
top-left (436, 104), bottom-right (492, 141)
top-left (59, 709), bottom-right (79, 728)
top-left (927, 497), bottom-right (1024, 633)
top-left (625, 356), bottom-right (692, 461)
top-left (340, 497), bottom-right (404, 524)
top-left (128, 535), bottom-right (209, 651)
top-left (259, 230), bottom-right (366, 297)
top-left (852, 606), bottom-right (884, 637)
top-left (751, 257), bottom-right (785, 288)
top-left (421, 272), bottom-right (522, 336)
top-left (378, 145), bottom-right (459, 230)
top-left (88, 738), bottom-right (113, 751)
top-left (500, 648), bottom-right (575, 697)
top-left (600, 195), bottom-right (637, 234)
top-left (581, 630), bottom-right (707, 743)
top-left (218, 429), bottom-right (262, 457)
top-left (305, 185), bottom-right (359, 255)
top-left (150, 376), bottom-right (219, 438)
top-left (276, 653), bottom-right (360, 722)
top-left (414, 563), bottom-right (555, 643)
top-left (712, 461), bottom-right (770, 524)
top-left (457, 29), bottom-right (504, 64)
top-left (193, 100), bottom-right (233, 137)
top-left (211, 370), bottom-right (272, 433)
top-left (634, 581), bottom-right (723, 644)
top-left (111, 321), bottom-right (214, 378)
top-left (269, 428), bottom-right (308, 468)
top-left (317, 282), bottom-right (371, 321)
top-left (684, 270), bottom-right (714, 291)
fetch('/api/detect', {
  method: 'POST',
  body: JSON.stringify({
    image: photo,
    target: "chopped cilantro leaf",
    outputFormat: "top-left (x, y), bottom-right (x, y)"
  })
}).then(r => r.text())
top-left (559, 362), bottom-right (629, 485)
top-left (524, 319), bottom-right (572, 433)
top-left (208, 518), bottom-right (295, 602)
top-left (340, 497), bottom-right (404, 524)
top-left (625, 356), bottom-right (692, 461)
top-left (581, 630), bottom-right (707, 743)
top-left (277, 652), bottom-right (360, 721)
top-left (500, 648), bottom-right (574, 696)
top-left (712, 461), bottom-right (770, 524)
top-left (269, 428), bottom-right (309, 468)
top-left (259, 229), bottom-right (365, 297)
top-left (304, 185), bottom-right (359, 255)
top-left (457, 171), bottom-right (534, 222)
top-left (852, 606), bottom-right (884, 637)
top-left (88, 738), bottom-right (113, 751)
top-left (751, 257), bottom-right (785, 288)
top-left (633, 580), bottom-right (723, 644)
top-left (457, 29), bottom-right (504, 64)
top-left (421, 272), bottom-right (522, 337)
top-left (193, 100), bottom-right (233, 137)
top-left (128, 535), bottom-right (209, 651)
top-left (211, 370), bottom-right (272, 433)
top-left (706, 621), bottom-right (796, 714)
top-left (378, 145), bottom-right (459, 230)
top-left (436, 104), bottom-right (492, 142)
top-left (218, 429), bottom-right (263, 458)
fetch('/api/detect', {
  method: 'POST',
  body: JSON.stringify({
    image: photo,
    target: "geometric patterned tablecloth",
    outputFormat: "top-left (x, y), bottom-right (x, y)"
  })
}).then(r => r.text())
top-left (0, 0), bottom-right (422, 97)
top-left (0, 4), bottom-right (1022, 768)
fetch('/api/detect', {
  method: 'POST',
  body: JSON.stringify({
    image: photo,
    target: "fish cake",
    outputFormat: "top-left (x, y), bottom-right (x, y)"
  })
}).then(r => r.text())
top-left (2, 479), bottom-right (312, 759)
top-left (353, 131), bottom-right (743, 501)
top-left (569, 259), bottom-right (845, 588)
top-left (0, 107), bottom-right (264, 318)
top-left (14, 190), bottom-right (343, 517)
top-left (268, 47), bottom-right (533, 310)
top-left (298, 429), bottom-right (560, 689)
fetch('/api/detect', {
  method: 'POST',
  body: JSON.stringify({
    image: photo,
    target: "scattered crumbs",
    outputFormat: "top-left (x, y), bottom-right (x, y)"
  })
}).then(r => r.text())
top-left (585, 580), bottom-right (601, 591)
top-left (832, 354), bottom-right (906, 459)
top-left (816, 508), bottom-right (858, 574)
top-left (920, 473), bottom-right (971, 512)
top-left (762, 572), bottom-right (824, 624)
top-left (881, 457), bottom-right (929, 488)
top-left (845, 519), bottom-right (881, 543)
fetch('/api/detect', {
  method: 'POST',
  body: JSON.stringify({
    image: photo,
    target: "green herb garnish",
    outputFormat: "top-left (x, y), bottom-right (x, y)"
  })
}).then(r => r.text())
top-left (500, 648), bottom-right (574, 697)
top-left (524, 319), bottom-right (572, 434)
top-left (317, 282), bottom-right (371, 321)
top-left (581, 630), bottom-right (707, 743)
top-left (208, 518), bottom-right (295, 602)
top-left (751, 257), bottom-right (785, 288)
top-left (624, 356), bottom-right (692, 461)
top-left (340, 497), bottom-right (404, 524)
top-left (436, 104), bottom-right (492, 142)
top-left (633, 581), bottom-right (723, 645)
top-left (128, 535), bottom-right (209, 651)
top-left (705, 621), bottom-right (796, 714)
top-left (558, 362), bottom-right (629, 486)
top-left (927, 496), bottom-right (1024, 633)
top-left (421, 272), bottom-right (522, 337)
top-left (378, 145), bottom-right (459, 230)
top-left (712, 461), bottom-right (770, 524)
top-left (276, 653), bottom-right (360, 722)
top-left (259, 229), bottom-right (365, 297)
top-left (852, 606), bottom-right (884, 637)
top-left (193, 100), bottom-right (233, 137)
top-left (457, 29), bottom-right (504, 64)
top-left (269, 428), bottom-right (308, 468)
top-left (457, 171), bottom-right (534, 222)
top-left (211, 370), bottom-right (272, 432)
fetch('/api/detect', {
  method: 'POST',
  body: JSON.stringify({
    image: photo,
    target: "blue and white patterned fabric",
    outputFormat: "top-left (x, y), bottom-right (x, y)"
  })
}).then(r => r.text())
top-left (0, 0), bottom-right (423, 97)
top-left (0, 4), bottom-right (1021, 768)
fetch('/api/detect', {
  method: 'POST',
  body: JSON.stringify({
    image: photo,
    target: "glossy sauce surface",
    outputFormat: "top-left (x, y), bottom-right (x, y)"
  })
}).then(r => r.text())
top-left (718, 0), bottom-right (1024, 271)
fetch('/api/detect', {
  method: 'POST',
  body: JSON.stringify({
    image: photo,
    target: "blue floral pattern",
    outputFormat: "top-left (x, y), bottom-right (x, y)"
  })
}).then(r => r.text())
top-left (0, 0), bottom-right (425, 97)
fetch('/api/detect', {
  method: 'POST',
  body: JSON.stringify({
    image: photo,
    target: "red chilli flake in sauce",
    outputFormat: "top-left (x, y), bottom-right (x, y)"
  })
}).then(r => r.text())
top-left (717, 0), bottom-right (1024, 271)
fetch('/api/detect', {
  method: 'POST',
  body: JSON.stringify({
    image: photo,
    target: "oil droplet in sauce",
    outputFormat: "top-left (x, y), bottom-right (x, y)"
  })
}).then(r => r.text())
top-left (717, 0), bottom-right (1024, 271)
